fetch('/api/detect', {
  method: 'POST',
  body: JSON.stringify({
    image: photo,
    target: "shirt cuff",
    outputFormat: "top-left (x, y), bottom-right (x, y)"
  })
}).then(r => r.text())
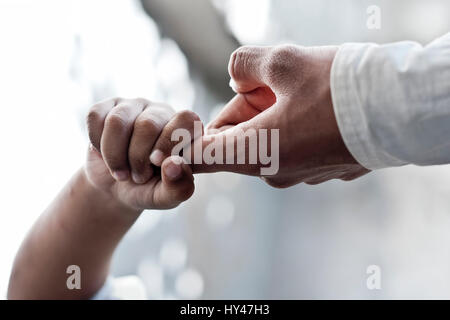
top-left (330, 43), bottom-right (407, 170)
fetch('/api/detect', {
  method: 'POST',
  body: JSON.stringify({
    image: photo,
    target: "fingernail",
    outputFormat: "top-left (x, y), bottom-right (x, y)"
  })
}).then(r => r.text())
top-left (229, 78), bottom-right (238, 93)
top-left (150, 149), bottom-right (164, 166)
top-left (171, 156), bottom-right (186, 165)
top-left (112, 170), bottom-right (129, 181)
top-left (132, 171), bottom-right (145, 184)
top-left (165, 162), bottom-right (182, 181)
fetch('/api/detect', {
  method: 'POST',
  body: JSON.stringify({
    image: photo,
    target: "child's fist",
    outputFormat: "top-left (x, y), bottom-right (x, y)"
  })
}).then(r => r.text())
top-left (85, 97), bottom-right (201, 211)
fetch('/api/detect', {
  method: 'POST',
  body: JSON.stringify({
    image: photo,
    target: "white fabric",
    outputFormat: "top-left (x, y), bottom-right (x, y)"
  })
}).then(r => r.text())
top-left (331, 32), bottom-right (450, 170)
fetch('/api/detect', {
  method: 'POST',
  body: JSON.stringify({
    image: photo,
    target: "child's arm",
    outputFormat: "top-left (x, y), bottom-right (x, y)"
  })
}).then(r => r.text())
top-left (7, 98), bottom-right (201, 299)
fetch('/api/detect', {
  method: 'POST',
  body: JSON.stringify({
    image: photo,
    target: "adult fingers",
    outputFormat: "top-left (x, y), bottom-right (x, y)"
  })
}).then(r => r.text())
top-left (228, 46), bottom-right (271, 93)
top-left (229, 45), bottom-right (301, 94)
top-left (190, 108), bottom-right (281, 177)
top-left (207, 88), bottom-right (276, 132)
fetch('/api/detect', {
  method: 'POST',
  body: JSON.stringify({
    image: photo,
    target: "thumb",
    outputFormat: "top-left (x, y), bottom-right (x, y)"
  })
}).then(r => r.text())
top-left (151, 156), bottom-right (195, 209)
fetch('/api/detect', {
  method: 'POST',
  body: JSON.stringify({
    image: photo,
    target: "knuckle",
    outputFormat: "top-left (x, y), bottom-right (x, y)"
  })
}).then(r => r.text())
top-left (86, 109), bottom-right (101, 130)
top-left (105, 113), bottom-right (127, 130)
top-left (265, 45), bottom-right (299, 83)
top-left (175, 110), bottom-right (200, 124)
top-left (107, 96), bottom-right (122, 105)
top-left (268, 45), bottom-right (297, 64)
top-left (151, 102), bottom-right (176, 115)
top-left (86, 109), bottom-right (103, 148)
top-left (109, 96), bottom-right (123, 102)
top-left (105, 108), bottom-right (130, 130)
top-left (133, 97), bottom-right (151, 106)
top-left (134, 117), bottom-right (160, 135)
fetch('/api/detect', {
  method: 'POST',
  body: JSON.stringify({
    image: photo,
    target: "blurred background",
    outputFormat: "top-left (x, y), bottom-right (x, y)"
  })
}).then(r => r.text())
top-left (1, 0), bottom-right (450, 299)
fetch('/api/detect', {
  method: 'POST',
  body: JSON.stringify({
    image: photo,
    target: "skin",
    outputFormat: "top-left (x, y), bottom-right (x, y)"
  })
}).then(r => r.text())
top-left (7, 98), bottom-right (199, 299)
top-left (193, 45), bottom-right (370, 187)
top-left (8, 45), bottom-right (369, 299)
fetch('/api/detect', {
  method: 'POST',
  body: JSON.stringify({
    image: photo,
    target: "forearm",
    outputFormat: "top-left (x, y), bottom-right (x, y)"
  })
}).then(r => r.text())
top-left (331, 32), bottom-right (450, 169)
top-left (7, 168), bottom-right (141, 299)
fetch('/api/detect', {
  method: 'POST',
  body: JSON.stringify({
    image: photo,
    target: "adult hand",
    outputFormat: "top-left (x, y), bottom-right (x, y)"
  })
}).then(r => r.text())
top-left (194, 45), bottom-right (369, 187)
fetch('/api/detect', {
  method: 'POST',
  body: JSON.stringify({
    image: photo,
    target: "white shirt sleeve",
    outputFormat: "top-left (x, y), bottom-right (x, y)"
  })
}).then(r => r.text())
top-left (331, 32), bottom-right (450, 170)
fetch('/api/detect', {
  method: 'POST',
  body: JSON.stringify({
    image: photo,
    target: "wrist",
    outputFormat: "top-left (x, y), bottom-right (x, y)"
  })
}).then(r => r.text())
top-left (301, 45), bottom-right (358, 166)
top-left (322, 47), bottom-right (360, 166)
top-left (78, 168), bottom-right (142, 219)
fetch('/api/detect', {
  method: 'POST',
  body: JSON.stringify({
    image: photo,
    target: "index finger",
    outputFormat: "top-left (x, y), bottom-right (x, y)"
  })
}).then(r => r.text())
top-left (207, 88), bottom-right (276, 132)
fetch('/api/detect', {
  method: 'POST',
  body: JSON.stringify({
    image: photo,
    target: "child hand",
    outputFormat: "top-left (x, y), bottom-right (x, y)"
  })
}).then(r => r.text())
top-left (84, 97), bottom-right (201, 211)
